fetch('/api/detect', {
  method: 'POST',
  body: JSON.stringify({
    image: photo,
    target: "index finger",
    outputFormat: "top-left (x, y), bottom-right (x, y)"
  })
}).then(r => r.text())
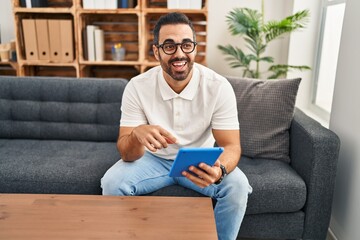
top-left (159, 129), bottom-right (177, 144)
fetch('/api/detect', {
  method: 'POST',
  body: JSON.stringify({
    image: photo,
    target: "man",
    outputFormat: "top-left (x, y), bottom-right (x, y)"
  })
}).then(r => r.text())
top-left (101, 12), bottom-right (252, 240)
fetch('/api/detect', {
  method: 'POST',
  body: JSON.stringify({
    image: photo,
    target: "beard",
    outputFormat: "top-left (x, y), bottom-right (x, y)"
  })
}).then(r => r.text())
top-left (158, 55), bottom-right (194, 81)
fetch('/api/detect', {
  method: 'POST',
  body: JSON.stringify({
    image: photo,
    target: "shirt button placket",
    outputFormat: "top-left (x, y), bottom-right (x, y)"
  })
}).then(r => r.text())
top-left (173, 97), bottom-right (183, 131)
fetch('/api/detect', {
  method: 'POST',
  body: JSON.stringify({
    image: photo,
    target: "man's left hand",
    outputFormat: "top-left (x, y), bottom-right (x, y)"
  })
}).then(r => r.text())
top-left (182, 160), bottom-right (222, 188)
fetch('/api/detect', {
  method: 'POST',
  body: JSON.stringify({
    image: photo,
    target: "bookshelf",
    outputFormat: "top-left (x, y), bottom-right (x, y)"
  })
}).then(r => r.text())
top-left (11, 0), bottom-right (208, 79)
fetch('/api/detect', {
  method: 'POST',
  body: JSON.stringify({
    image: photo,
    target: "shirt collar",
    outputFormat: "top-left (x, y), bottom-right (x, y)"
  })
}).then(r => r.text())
top-left (158, 66), bottom-right (200, 101)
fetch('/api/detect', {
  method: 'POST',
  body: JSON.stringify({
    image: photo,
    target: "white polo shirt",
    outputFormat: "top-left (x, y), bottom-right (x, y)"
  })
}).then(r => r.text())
top-left (120, 63), bottom-right (239, 159)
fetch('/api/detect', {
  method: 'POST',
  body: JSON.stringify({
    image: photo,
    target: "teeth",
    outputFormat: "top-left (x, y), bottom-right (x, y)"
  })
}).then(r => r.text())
top-left (172, 61), bottom-right (186, 66)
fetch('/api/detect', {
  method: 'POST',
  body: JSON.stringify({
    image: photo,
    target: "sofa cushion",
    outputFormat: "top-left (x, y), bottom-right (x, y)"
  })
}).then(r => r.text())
top-left (0, 139), bottom-right (120, 194)
top-left (227, 77), bottom-right (301, 162)
top-left (149, 156), bottom-right (306, 215)
top-left (0, 76), bottom-right (127, 142)
top-left (239, 156), bottom-right (306, 214)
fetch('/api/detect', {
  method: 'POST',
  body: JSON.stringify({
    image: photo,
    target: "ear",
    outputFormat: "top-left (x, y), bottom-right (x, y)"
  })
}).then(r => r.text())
top-left (153, 45), bottom-right (160, 61)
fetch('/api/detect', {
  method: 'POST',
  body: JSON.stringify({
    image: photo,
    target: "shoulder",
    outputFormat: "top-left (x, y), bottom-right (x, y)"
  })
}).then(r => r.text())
top-left (195, 63), bottom-right (233, 92)
top-left (126, 65), bottom-right (161, 89)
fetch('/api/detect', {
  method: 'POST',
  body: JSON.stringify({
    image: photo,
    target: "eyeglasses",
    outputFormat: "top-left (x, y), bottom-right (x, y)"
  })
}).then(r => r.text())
top-left (156, 41), bottom-right (197, 55)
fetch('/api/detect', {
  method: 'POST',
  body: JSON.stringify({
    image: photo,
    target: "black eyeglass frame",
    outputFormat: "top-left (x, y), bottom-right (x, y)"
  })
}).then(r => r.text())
top-left (156, 41), bottom-right (197, 55)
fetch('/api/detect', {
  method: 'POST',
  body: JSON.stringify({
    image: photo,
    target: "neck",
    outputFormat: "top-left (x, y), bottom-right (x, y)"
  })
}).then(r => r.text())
top-left (163, 70), bottom-right (193, 94)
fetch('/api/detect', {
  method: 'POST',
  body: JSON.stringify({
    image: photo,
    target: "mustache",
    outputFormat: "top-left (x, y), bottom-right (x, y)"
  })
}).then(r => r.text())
top-left (169, 57), bottom-right (189, 64)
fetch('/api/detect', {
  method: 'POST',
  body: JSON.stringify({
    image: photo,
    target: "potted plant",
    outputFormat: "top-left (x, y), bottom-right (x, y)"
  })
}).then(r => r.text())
top-left (218, 2), bottom-right (310, 79)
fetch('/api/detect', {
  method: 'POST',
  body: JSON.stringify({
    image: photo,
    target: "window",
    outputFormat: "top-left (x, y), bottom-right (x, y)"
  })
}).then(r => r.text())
top-left (312, 0), bottom-right (346, 119)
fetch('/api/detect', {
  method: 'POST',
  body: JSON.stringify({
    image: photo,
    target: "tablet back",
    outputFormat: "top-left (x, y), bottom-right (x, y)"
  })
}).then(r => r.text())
top-left (168, 147), bottom-right (224, 177)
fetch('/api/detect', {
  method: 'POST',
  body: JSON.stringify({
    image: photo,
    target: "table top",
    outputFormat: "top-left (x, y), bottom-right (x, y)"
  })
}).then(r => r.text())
top-left (0, 194), bottom-right (217, 240)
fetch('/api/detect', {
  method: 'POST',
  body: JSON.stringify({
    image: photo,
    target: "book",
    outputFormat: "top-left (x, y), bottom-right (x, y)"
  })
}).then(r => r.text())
top-left (24, 0), bottom-right (48, 8)
top-left (121, 0), bottom-right (128, 8)
top-left (128, 0), bottom-right (137, 8)
top-left (94, 0), bottom-right (106, 9)
top-left (105, 0), bottom-right (117, 9)
top-left (20, 0), bottom-right (27, 7)
top-left (94, 29), bottom-right (104, 61)
top-left (83, 0), bottom-right (95, 9)
top-left (86, 25), bottom-right (99, 61)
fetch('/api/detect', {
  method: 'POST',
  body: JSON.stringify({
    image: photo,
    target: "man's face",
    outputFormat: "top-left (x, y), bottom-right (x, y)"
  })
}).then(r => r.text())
top-left (153, 24), bottom-right (197, 82)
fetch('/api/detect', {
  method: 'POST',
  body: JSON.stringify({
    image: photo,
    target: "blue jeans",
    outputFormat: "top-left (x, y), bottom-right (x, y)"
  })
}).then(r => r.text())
top-left (101, 151), bottom-right (252, 240)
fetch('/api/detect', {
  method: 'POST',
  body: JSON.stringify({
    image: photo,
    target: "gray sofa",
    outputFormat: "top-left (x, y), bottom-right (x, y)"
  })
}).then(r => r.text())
top-left (0, 76), bottom-right (340, 240)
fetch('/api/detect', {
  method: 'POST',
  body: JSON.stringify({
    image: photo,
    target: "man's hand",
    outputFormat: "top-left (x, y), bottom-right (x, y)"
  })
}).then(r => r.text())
top-left (182, 160), bottom-right (222, 188)
top-left (132, 125), bottom-right (177, 152)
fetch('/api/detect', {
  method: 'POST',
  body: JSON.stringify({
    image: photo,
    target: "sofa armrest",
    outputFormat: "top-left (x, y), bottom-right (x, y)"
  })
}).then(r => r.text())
top-left (290, 108), bottom-right (340, 239)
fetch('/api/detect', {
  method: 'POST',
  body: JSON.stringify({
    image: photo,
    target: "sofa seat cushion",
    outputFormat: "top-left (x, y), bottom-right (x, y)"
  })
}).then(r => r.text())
top-left (149, 156), bottom-right (307, 215)
top-left (240, 156), bottom-right (307, 214)
top-left (0, 139), bottom-right (119, 194)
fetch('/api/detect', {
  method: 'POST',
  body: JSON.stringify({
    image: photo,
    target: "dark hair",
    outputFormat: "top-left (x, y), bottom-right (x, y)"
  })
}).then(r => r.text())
top-left (153, 12), bottom-right (196, 45)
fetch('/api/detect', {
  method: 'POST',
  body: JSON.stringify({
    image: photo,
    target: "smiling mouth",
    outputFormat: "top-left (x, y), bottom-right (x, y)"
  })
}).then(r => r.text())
top-left (171, 61), bottom-right (187, 71)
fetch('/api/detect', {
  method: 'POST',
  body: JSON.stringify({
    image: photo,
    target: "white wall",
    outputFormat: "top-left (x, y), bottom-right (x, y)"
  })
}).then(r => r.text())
top-left (207, 0), bottom-right (292, 78)
top-left (329, 0), bottom-right (360, 239)
top-left (0, 0), bottom-right (15, 44)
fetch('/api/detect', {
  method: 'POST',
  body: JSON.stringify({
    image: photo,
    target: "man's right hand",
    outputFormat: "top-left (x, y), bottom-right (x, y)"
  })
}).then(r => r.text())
top-left (131, 125), bottom-right (177, 152)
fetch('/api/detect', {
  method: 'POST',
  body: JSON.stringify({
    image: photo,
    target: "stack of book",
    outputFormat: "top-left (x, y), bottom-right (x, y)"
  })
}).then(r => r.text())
top-left (20, 0), bottom-right (48, 8)
top-left (167, 0), bottom-right (202, 9)
top-left (83, 0), bottom-right (137, 9)
top-left (86, 25), bottom-right (105, 61)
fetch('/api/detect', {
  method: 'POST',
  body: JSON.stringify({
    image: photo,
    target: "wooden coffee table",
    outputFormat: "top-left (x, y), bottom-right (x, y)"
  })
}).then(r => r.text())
top-left (0, 194), bottom-right (217, 239)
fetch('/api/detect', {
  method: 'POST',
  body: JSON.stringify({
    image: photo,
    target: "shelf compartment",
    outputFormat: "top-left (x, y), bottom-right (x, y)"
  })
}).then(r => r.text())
top-left (80, 65), bottom-right (140, 79)
top-left (0, 62), bottom-right (17, 76)
top-left (13, 0), bottom-right (73, 10)
top-left (14, 0), bottom-right (73, 8)
top-left (22, 65), bottom-right (77, 77)
top-left (79, 13), bottom-right (140, 62)
top-left (143, 0), bottom-right (207, 10)
top-left (15, 13), bottom-right (75, 63)
top-left (79, 0), bottom-right (140, 10)
top-left (144, 12), bottom-right (207, 64)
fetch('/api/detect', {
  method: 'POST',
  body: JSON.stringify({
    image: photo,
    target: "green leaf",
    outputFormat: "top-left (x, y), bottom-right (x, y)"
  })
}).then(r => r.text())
top-left (226, 8), bottom-right (262, 40)
top-left (264, 9), bottom-right (310, 42)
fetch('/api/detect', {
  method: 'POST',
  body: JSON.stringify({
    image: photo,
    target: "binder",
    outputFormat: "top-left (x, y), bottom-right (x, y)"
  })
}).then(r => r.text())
top-left (48, 20), bottom-right (62, 62)
top-left (59, 20), bottom-right (74, 62)
top-left (86, 25), bottom-right (99, 61)
top-left (94, 29), bottom-right (104, 61)
top-left (35, 19), bottom-right (50, 60)
top-left (22, 19), bottom-right (39, 60)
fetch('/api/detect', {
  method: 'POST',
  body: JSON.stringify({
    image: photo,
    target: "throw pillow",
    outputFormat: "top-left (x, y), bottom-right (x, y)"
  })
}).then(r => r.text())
top-left (226, 77), bottom-right (301, 162)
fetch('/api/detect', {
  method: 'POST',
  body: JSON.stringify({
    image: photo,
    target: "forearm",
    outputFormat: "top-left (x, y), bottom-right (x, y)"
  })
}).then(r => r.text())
top-left (117, 130), bottom-right (145, 162)
top-left (218, 144), bottom-right (241, 173)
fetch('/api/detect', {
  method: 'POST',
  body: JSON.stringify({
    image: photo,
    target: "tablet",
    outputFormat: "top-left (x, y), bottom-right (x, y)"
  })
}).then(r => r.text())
top-left (168, 147), bottom-right (224, 177)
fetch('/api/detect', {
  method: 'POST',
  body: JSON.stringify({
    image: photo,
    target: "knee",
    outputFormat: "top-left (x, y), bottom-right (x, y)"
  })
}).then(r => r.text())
top-left (101, 171), bottom-right (133, 196)
top-left (222, 170), bottom-right (251, 204)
